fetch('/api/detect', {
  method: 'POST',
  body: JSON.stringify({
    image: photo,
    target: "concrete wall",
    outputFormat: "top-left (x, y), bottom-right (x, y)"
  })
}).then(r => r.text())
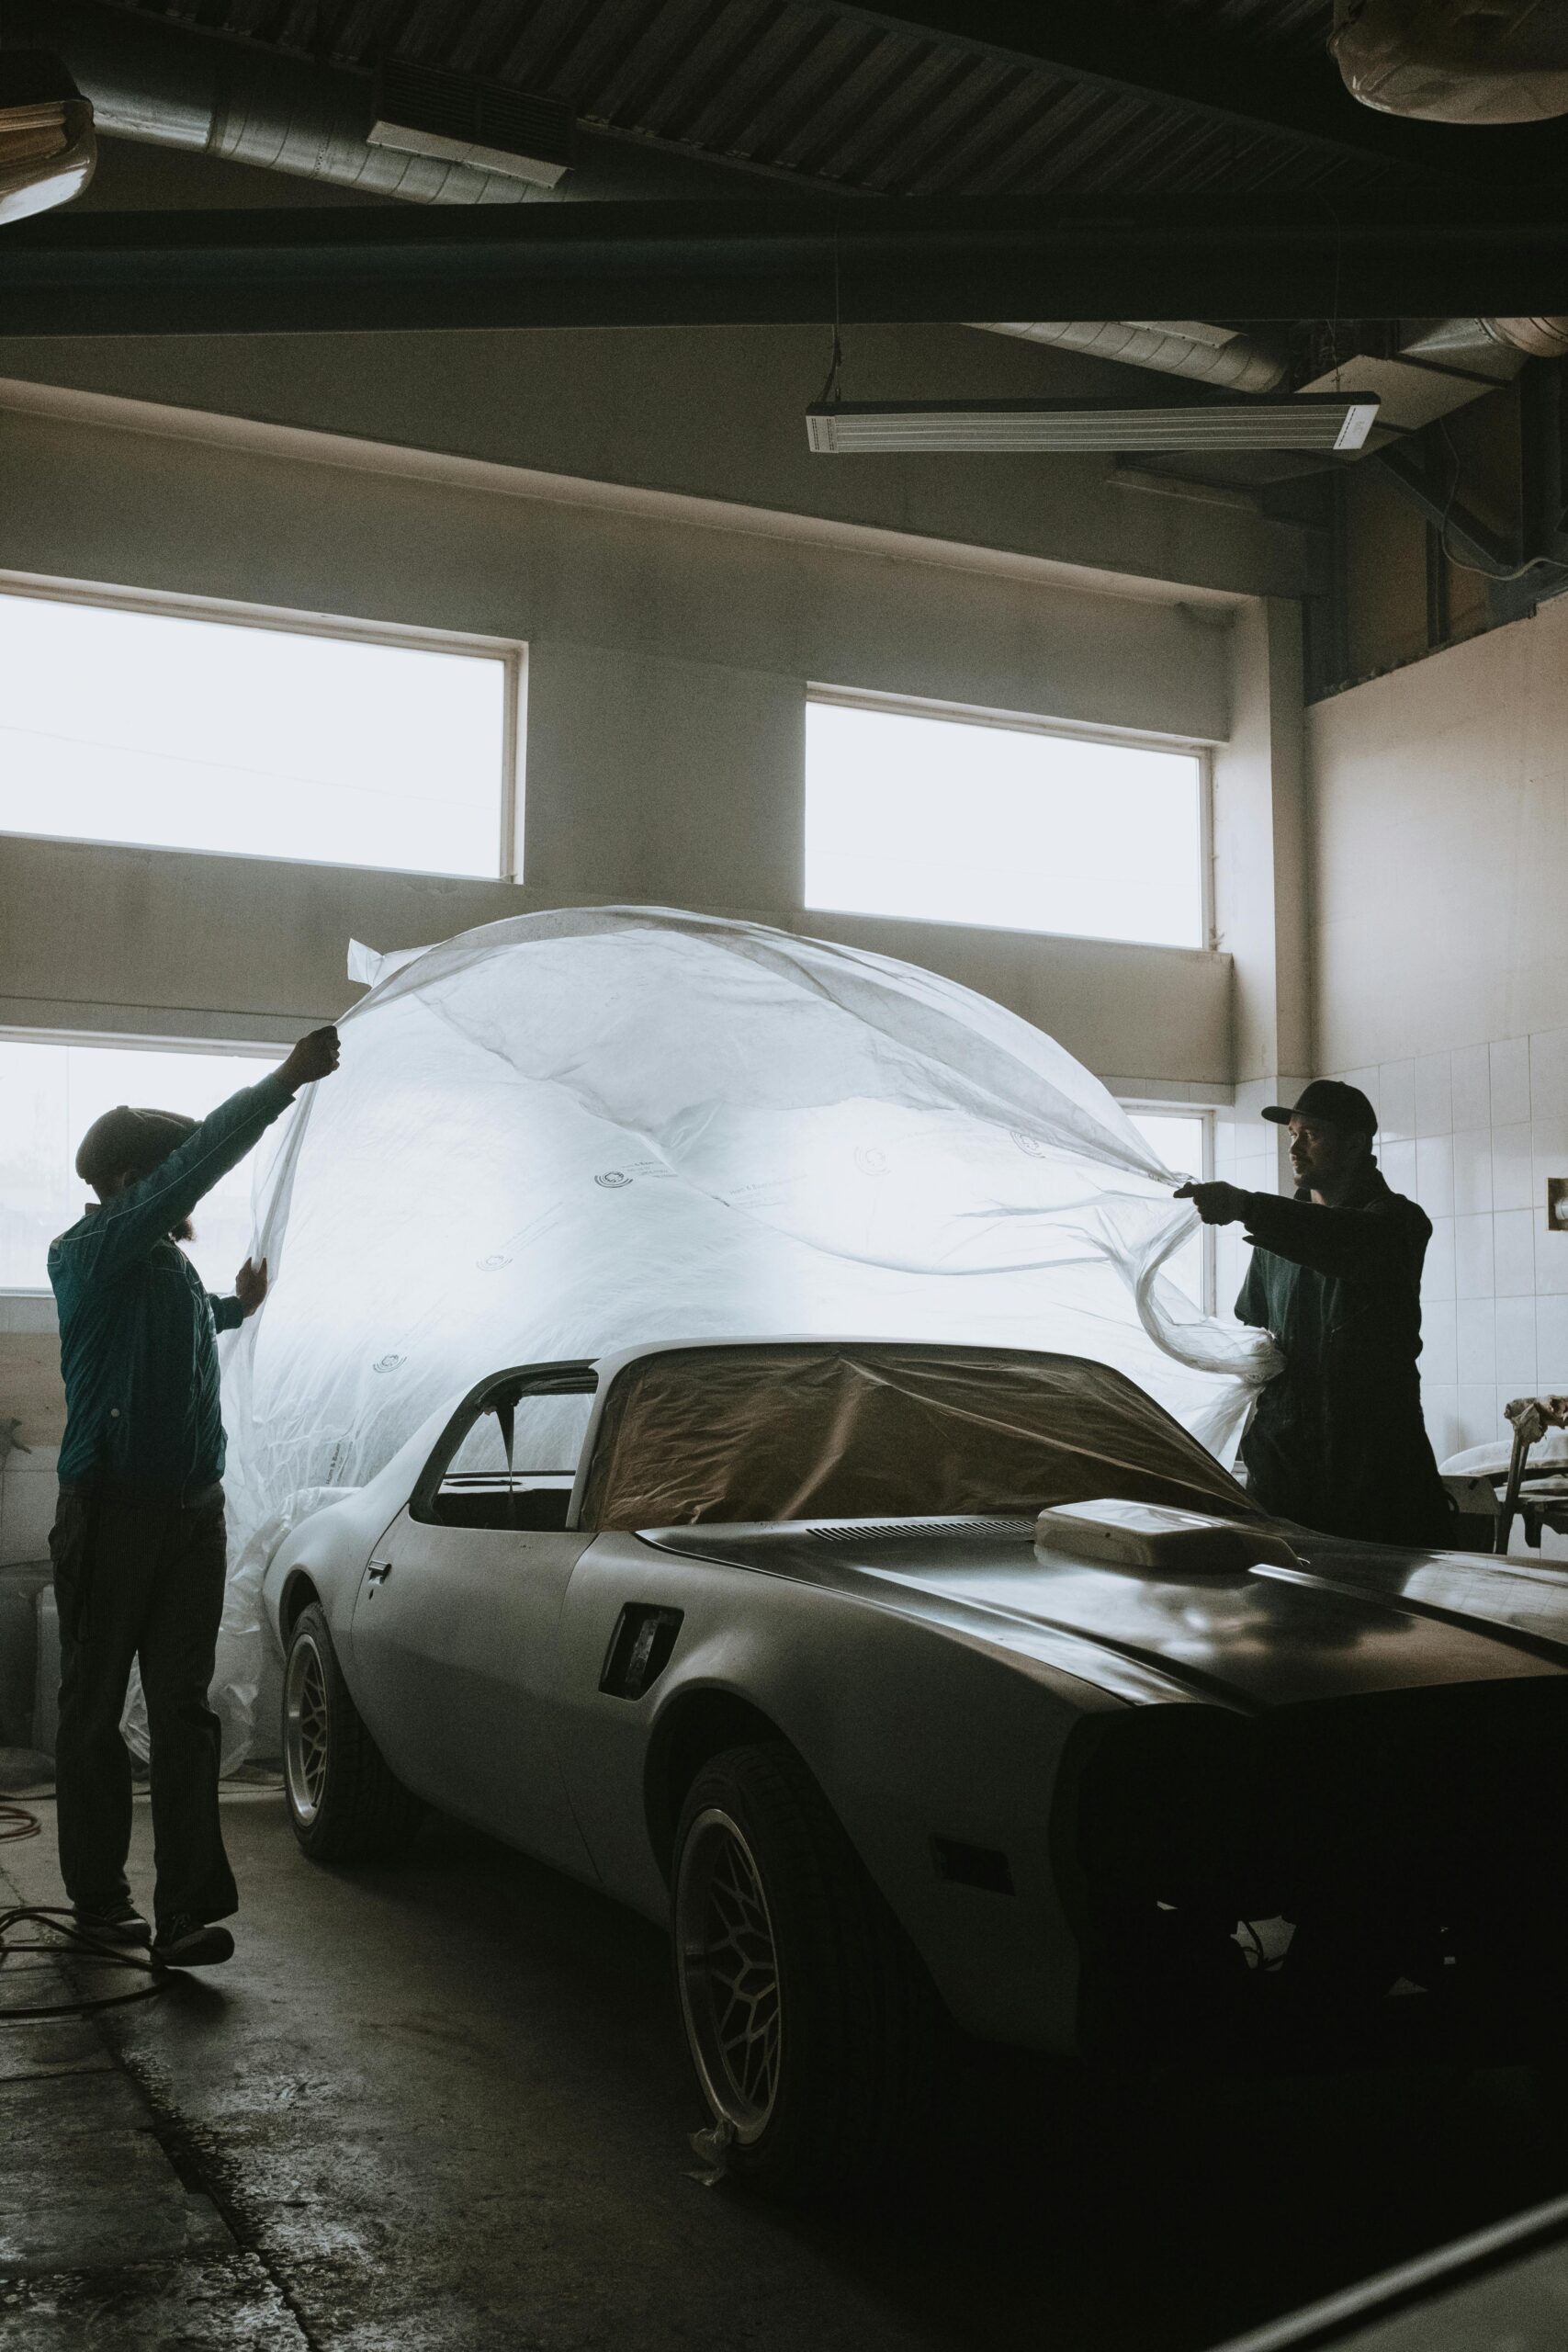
top-left (0, 376), bottom-right (1270, 1527)
top-left (0, 326), bottom-right (1321, 606)
top-left (1309, 594), bottom-right (1568, 1466)
top-left (0, 386), bottom-right (1237, 1080)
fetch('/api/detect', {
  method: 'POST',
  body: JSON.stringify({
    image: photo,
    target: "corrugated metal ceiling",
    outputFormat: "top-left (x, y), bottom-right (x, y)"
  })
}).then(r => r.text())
top-left (102, 0), bottom-right (1388, 200)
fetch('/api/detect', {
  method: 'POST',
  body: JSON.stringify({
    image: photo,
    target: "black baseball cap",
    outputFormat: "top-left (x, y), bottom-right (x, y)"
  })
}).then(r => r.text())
top-left (75, 1105), bottom-right (197, 1188)
top-left (1262, 1080), bottom-right (1378, 1137)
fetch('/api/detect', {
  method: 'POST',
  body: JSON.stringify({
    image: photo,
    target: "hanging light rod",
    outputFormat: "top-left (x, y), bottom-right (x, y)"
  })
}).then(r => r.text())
top-left (806, 392), bottom-right (1382, 454)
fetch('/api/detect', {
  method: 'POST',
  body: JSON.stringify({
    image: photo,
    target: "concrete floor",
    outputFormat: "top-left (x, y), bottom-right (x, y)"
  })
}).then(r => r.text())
top-left (4, 1795), bottom-right (1568, 2351)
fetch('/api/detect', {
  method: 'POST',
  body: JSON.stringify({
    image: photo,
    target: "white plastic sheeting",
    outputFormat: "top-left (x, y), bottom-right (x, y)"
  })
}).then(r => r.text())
top-left (205, 905), bottom-right (1279, 1762)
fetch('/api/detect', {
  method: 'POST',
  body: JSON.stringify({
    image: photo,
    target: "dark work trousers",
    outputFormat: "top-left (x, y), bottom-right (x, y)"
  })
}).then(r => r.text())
top-left (49, 1486), bottom-right (238, 1932)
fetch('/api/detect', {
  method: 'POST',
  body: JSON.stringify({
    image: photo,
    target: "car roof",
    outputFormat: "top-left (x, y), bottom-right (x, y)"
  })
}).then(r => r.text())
top-left (584, 1334), bottom-right (1098, 1382)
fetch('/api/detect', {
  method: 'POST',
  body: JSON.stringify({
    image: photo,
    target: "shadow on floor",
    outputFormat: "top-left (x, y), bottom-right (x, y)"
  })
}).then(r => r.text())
top-left (6, 1795), bottom-right (1568, 2351)
top-left (321, 1810), bottom-right (1568, 2351)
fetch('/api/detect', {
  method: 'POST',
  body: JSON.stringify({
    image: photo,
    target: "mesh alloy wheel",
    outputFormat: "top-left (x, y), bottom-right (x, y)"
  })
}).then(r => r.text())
top-left (281, 1600), bottom-right (423, 1862)
top-left (284, 1626), bottom-right (330, 1828)
top-left (676, 1805), bottom-right (784, 2140)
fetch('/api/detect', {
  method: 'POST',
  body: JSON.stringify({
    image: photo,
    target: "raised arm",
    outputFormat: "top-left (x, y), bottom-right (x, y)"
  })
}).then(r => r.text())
top-left (1179, 1177), bottom-right (1425, 1289)
top-left (1237, 1191), bottom-right (1422, 1285)
top-left (56, 1028), bottom-right (338, 1288)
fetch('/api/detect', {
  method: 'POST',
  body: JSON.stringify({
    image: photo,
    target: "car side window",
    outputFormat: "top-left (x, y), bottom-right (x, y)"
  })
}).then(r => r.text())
top-left (411, 1366), bottom-right (595, 1532)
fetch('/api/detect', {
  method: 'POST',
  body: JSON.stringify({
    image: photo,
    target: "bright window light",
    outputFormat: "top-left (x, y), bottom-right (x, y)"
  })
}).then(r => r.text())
top-left (1127, 1107), bottom-right (1209, 1310)
top-left (0, 1036), bottom-right (281, 1294)
top-left (0, 588), bottom-right (512, 877)
top-left (805, 697), bottom-right (1205, 947)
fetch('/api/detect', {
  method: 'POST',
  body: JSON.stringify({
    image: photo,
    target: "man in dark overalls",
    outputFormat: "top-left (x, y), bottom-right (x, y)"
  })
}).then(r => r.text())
top-left (48, 1026), bottom-right (340, 1967)
top-left (1177, 1080), bottom-right (1452, 1548)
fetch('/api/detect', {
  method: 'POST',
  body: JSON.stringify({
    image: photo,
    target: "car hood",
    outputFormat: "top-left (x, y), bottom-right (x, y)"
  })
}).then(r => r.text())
top-left (637, 1515), bottom-right (1568, 1712)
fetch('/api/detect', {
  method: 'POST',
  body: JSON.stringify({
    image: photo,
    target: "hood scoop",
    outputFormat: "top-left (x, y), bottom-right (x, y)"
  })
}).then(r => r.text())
top-left (1035, 1499), bottom-right (1300, 1577)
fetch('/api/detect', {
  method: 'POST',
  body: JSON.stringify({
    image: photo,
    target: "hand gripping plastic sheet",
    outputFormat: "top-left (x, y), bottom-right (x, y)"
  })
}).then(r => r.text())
top-left (195, 905), bottom-right (1280, 1766)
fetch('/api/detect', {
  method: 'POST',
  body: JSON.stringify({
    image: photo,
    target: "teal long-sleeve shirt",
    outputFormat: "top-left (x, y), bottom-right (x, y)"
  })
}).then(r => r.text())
top-left (49, 1072), bottom-right (296, 1499)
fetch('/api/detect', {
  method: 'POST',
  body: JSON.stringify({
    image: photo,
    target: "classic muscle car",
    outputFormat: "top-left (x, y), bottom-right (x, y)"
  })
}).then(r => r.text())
top-left (263, 1339), bottom-right (1568, 2195)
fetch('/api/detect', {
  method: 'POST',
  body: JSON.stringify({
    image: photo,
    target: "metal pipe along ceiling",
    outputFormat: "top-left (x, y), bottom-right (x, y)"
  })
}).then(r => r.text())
top-left (970, 318), bottom-right (1289, 392)
top-left (13, 2), bottom-right (1292, 388)
top-left (6, 0), bottom-right (748, 204)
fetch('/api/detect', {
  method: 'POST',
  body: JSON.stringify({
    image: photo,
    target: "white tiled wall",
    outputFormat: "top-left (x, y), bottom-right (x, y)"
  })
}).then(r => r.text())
top-left (1322, 1027), bottom-right (1568, 1464)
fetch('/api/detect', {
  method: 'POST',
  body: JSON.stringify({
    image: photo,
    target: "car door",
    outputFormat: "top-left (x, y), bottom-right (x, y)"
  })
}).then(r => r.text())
top-left (346, 1363), bottom-right (600, 1879)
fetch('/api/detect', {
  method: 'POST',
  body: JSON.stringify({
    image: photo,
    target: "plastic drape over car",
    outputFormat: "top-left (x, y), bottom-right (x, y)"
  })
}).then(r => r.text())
top-left (198, 906), bottom-right (1279, 1763)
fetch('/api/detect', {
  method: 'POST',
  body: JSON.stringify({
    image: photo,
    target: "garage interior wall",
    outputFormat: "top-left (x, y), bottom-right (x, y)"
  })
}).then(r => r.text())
top-left (1310, 592), bottom-right (1568, 1470)
top-left (0, 345), bottom-right (1310, 1559)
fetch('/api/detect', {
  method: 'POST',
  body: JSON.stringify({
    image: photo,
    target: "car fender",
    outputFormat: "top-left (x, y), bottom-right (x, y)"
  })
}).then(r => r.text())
top-left (554, 1533), bottom-right (1124, 2052)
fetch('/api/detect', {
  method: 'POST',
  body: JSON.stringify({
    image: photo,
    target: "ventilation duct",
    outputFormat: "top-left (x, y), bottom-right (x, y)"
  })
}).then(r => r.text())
top-left (1332, 0), bottom-right (1568, 124)
top-left (0, 49), bottom-right (96, 225)
top-left (6, 0), bottom-right (747, 204)
top-left (1293, 317), bottom-right (1568, 438)
top-left (972, 319), bottom-right (1288, 394)
top-left (367, 60), bottom-right (575, 191)
top-left (1483, 315), bottom-right (1568, 360)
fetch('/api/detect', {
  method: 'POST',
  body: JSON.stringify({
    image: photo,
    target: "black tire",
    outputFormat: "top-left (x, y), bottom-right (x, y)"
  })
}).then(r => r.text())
top-left (282, 1601), bottom-right (423, 1862)
top-left (672, 1740), bottom-right (939, 2199)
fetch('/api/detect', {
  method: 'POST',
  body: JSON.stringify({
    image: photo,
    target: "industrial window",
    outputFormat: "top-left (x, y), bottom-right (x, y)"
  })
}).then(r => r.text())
top-left (1125, 1107), bottom-right (1212, 1312)
top-left (0, 1035), bottom-right (281, 1295)
top-left (0, 582), bottom-right (519, 878)
top-left (804, 693), bottom-right (1206, 948)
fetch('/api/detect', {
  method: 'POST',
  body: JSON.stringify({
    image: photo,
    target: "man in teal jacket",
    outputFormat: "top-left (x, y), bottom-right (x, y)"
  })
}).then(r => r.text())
top-left (48, 1024), bottom-right (340, 1968)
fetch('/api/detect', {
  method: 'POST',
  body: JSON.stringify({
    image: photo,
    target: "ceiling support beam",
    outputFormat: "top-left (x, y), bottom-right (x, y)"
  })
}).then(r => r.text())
top-left (6, 196), bottom-right (1568, 337)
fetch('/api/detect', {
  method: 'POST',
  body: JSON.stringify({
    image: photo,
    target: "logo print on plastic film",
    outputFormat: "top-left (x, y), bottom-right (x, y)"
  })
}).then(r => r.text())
top-left (854, 1146), bottom-right (888, 1177)
top-left (372, 1352), bottom-right (406, 1374)
top-left (1010, 1131), bottom-right (1052, 1159)
top-left (595, 1159), bottom-right (672, 1190)
top-left (477, 1253), bottom-right (512, 1271)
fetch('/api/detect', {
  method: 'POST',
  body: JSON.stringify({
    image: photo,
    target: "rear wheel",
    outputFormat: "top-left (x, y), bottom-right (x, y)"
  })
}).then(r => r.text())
top-left (672, 1741), bottom-right (938, 2198)
top-left (282, 1602), bottom-right (423, 1862)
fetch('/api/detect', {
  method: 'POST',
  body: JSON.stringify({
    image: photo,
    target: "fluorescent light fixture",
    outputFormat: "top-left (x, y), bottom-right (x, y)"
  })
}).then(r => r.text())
top-left (806, 393), bottom-right (1381, 454)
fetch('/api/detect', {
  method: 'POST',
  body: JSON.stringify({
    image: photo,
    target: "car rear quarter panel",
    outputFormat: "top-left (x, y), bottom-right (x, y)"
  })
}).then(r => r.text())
top-left (553, 1533), bottom-right (1129, 2052)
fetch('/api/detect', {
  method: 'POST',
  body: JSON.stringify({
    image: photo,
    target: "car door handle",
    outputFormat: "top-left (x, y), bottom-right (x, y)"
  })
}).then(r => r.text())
top-left (367, 1559), bottom-right (392, 1584)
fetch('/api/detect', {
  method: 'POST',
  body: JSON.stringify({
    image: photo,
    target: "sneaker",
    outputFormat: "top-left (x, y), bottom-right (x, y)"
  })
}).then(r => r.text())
top-left (152, 1917), bottom-right (234, 1969)
top-left (73, 1901), bottom-right (152, 1947)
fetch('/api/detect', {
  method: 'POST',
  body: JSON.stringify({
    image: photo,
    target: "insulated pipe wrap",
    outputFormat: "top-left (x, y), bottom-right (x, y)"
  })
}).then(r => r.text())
top-left (6, 0), bottom-right (744, 204)
top-left (1484, 315), bottom-right (1568, 358)
top-left (200, 45), bottom-right (528, 204)
top-left (6, 0), bottom-right (529, 201)
top-left (973, 318), bottom-right (1288, 393)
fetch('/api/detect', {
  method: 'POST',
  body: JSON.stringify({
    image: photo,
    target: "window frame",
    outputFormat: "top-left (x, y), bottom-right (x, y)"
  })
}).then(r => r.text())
top-left (804, 683), bottom-right (1215, 953)
top-left (0, 1023), bottom-right (288, 1299)
top-left (1120, 1099), bottom-right (1217, 1316)
top-left (0, 569), bottom-right (525, 883)
top-left (409, 1361), bottom-right (599, 1529)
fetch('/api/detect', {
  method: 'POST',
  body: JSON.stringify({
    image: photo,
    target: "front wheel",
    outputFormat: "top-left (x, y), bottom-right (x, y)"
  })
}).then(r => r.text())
top-left (672, 1741), bottom-right (938, 2198)
top-left (282, 1601), bottom-right (423, 1862)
